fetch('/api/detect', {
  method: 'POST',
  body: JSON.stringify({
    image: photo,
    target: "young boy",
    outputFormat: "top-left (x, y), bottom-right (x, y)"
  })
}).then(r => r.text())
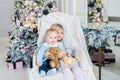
top-left (37, 28), bottom-right (66, 76)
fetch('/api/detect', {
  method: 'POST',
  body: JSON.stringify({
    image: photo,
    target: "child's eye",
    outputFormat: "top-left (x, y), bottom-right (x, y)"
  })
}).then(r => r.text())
top-left (61, 32), bottom-right (64, 34)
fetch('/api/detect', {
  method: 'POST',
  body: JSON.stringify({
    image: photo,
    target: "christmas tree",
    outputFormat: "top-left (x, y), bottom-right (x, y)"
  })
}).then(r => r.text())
top-left (5, 0), bottom-right (58, 67)
top-left (88, 0), bottom-right (108, 23)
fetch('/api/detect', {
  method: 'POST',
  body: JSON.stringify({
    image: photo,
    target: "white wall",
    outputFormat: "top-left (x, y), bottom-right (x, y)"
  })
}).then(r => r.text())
top-left (0, 0), bottom-right (13, 37)
top-left (75, 0), bottom-right (87, 26)
top-left (55, 0), bottom-right (62, 11)
top-left (104, 0), bottom-right (120, 17)
top-left (60, 0), bottom-right (87, 26)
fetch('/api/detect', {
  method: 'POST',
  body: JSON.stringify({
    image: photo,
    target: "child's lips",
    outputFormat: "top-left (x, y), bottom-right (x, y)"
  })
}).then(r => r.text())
top-left (58, 37), bottom-right (61, 39)
top-left (51, 41), bottom-right (56, 44)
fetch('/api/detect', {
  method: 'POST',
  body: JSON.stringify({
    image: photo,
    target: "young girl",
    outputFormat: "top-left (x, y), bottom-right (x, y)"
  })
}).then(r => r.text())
top-left (46, 23), bottom-right (85, 80)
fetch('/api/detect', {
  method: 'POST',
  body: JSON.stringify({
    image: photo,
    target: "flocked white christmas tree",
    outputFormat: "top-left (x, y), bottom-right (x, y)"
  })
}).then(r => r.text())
top-left (5, 0), bottom-right (58, 67)
top-left (88, 0), bottom-right (108, 23)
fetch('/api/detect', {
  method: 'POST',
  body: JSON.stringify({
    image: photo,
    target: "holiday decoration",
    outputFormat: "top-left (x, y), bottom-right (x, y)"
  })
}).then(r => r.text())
top-left (5, 0), bottom-right (58, 67)
top-left (88, 0), bottom-right (108, 23)
top-left (83, 26), bottom-right (119, 48)
top-left (7, 61), bottom-right (23, 69)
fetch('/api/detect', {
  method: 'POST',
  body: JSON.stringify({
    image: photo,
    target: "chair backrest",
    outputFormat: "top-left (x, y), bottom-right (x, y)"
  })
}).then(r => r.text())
top-left (37, 12), bottom-right (85, 48)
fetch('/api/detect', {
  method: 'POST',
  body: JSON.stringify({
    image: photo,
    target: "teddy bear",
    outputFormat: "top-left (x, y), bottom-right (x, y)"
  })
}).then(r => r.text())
top-left (49, 46), bottom-right (77, 68)
top-left (49, 46), bottom-right (60, 68)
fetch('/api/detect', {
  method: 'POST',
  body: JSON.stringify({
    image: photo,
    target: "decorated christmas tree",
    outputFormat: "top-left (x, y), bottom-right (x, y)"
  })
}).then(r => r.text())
top-left (5, 0), bottom-right (58, 67)
top-left (88, 0), bottom-right (108, 23)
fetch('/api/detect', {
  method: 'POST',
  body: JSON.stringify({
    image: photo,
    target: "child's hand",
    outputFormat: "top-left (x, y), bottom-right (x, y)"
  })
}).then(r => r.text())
top-left (45, 51), bottom-right (51, 58)
top-left (58, 50), bottom-right (67, 58)
top-left (37, 63), bottom-right (42, 67)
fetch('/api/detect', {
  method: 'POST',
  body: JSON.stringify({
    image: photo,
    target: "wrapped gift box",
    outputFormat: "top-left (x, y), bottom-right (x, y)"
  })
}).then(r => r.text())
top-left (104, 53), bottom-right (115, 63)
top-left (7, 62), bottom-right (15, 69)
top-left (7, 61), bottom-right (23, 69)
top-left (16, 61), bottom-right (23, 69)
top-left (90, 52), bottom-right (105, 62)
top-left (90, 52), bottom-right (105, 66)
top-left (104, 61), bottom-right (111, 67)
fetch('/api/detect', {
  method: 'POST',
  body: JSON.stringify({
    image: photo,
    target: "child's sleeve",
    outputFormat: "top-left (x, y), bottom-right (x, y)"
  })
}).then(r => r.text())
top-left (58, 42), bottom-right (65, 50)
top-left (58, 42), bottom-right (72, 55)
top-left (36, 46), bottom-right (46, 65)
top-left (63, 40), bottom-right (72, 56)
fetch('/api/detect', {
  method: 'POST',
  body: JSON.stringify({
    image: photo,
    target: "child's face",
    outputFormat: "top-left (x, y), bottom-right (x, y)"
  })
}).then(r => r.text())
top-left (46, 31), bottom-right (58, 45)
top-left (57, 29), bottom-right (64, 41)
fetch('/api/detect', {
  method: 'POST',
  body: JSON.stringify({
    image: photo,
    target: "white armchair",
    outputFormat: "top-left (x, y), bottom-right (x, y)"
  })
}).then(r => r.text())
top-left (29, 12), bottom-right (96, 80)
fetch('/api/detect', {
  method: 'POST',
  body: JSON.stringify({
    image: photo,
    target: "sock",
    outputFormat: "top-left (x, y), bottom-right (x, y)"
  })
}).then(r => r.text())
top-left (40, 70), bottom-right (46, 77)
top-left (47, 68), bottom-right (57, 75)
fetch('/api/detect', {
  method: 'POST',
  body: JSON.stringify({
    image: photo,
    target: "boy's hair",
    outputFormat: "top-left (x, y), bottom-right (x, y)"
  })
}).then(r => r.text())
top-left (51, 23), bottom-right (64, 31)
top-left (45, 28), bottom-right (57, 37)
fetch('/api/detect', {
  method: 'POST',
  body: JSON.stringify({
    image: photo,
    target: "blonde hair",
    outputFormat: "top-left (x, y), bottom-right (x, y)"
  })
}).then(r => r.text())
top-left (51, 23), bottom-right (64, 31)
top-left (45, 28), bottom-right (57, 37)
